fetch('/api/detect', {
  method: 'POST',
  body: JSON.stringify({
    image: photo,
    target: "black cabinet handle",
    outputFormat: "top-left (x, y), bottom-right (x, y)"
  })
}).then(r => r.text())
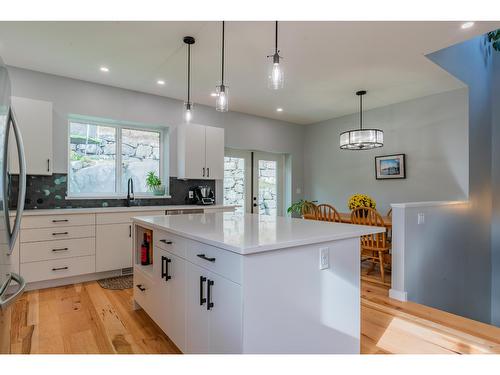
top-left (52, 232), bottom-right (69, 236)
top-left (207, 279), bottom-right (214, 310)
top-left (207, 167), bottom-right (210, 178)
top-left (52, 247), bottom-right (69, 252)
top-left (159, 239), bottom-right (173, 245)
top-left (52, 219), bottom-right (68, 223)
top-left (161, 256), bottom-right (171, 281)
top-left (199, 276), bottom-right (207, 305)
top-left (197, 254), bottom-right (216, 263)
top-left (47, 159), bottom-right (50, 172)
top-left (202, 167), bottom-right (205, 177)
top-left (136, 284), bottom-right (146, 292)
top-left (129, 225), bottom-right (132, 238)
top-left (52, 266), bottom-right (68, 271)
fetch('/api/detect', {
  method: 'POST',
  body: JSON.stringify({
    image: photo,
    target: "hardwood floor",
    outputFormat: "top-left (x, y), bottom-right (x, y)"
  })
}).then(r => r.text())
top-left (9, 279), bottom-right (500, 354)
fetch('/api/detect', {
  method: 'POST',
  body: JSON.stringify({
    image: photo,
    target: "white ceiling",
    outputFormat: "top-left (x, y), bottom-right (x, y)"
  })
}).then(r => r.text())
top-left (0, 21), bottom-right (498, 124)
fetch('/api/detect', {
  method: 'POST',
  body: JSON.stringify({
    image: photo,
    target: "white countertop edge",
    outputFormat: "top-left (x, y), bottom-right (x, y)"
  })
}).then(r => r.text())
top-left (390, 200), bottom-right (469, 209)
top-left (133, 216), bottom-right (385, 255)
top-left (12, 205), bottom-right (237, 216)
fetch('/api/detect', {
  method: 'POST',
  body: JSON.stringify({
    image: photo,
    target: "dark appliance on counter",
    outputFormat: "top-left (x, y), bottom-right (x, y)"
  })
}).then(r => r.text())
top-left (188, 185), bottom-right (215, 205)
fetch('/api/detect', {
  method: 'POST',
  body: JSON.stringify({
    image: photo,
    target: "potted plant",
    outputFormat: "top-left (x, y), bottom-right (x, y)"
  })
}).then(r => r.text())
top-left (348, 194), bottom-right (376, 215)
top-left (287, 199), bottom-right (318, 218)
top-left (146, 171), bottom-right (165, 196)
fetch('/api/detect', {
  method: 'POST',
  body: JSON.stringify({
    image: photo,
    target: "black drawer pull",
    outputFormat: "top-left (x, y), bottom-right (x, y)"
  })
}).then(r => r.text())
top-left (160, 239), bottom-right (173, 245)
top-left (200, 276), bottom-right (207, 305)
top-left (197, 254), bottom-right (216, 262)
top-left (52, 219), bottom-right (69, 223)
top-left (52, 266), bottom-right (68, 271)
top-left (136, 284), bottom-right (146, 292)
top-left (52, 247), bottom-right (69, 252)
top-left (207, 279), bottom-right (214, 310)
top-left (161, 256), bottom-right (172, 281)
top-left (52, 232), bottom-right (69, 236)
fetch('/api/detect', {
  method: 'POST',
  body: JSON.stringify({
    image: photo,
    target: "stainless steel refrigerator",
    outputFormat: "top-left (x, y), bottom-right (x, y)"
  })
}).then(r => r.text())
top-left (0, 57), bottom-right (27, 353)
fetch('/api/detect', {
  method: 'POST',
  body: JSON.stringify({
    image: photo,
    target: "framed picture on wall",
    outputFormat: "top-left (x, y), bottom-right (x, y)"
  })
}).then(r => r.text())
top-left (375, 154), bottom-right (406, 180)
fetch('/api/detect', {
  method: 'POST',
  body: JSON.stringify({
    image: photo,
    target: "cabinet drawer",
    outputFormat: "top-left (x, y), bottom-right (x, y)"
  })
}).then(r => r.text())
top-left (186, 240), bottom-right (242, 284)
top-left (97, 211), bottom-right (164, 225)
top-left (133, 267), bottom-right (155, 314)
top-left (21, 238), bottom-right (95, 263)
top-left (20, 255), bottom-right (96, 283)
top-left (21, 214), bottom-right (94, 229)
top-left (154, 231), bottom-right (187, 258)
top-left (21, 225), bottom-right (95, 243)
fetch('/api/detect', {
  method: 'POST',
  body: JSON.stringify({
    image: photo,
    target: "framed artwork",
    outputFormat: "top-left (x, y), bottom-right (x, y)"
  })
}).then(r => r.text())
top-left (375, 154), bottom-right (406, 180)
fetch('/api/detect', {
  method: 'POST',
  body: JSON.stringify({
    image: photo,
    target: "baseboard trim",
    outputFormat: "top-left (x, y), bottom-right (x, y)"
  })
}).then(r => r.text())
top-left (25, 270), bottom-right (123, 291)
top-left (389, 288), bottom-right (408, 301)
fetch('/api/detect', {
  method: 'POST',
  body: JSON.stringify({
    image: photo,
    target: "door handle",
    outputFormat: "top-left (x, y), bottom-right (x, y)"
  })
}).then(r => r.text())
top-left (199, 276), bottom-right (207, 305)
top-left (197, 254), bottom-right (216, 263)
top-left (207, 279), bottom-right (214, 310)
top-left (136, 284), bottom-right (146, 292)
top-left (161, 256), bottom-right (172, 281)
top-left (52, 266), bottom-right (68, 271)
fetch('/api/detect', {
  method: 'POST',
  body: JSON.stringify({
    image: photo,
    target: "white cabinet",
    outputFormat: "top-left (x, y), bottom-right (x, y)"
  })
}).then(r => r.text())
top-left (10, 96), bottom-right (53, 175)
top-left (177, 124), bottom-right (224, 180)
top-left (96, 223), bottom-right (133, 272)
top-left (185, 262), bottom-right (210, 353)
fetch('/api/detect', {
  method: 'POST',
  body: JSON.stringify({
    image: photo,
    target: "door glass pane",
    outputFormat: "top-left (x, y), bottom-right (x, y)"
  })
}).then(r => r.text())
top-left (224, 157), bottom-right (245, 213)
top-left (258, 160), bottom-right (277, 216)
top-left (69, 122), bottom-right (116, 194)
top-left (121, 128), bottom-right (161, 193)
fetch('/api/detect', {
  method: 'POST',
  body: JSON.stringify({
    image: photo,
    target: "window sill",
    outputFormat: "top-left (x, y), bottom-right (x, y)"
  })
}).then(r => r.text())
top-left (65, 195), bottom-right (172, 200)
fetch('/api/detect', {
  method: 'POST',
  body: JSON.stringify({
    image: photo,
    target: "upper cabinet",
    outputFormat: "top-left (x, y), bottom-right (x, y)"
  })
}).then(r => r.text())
top-left (10, 96), bottom-right (53, 175)
top-left (177, 124), bottom-right (224, 180)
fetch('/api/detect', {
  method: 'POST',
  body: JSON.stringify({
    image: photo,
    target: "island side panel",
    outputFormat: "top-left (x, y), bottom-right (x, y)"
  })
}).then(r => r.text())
top-left (241, 237), bottom-right (361, 354)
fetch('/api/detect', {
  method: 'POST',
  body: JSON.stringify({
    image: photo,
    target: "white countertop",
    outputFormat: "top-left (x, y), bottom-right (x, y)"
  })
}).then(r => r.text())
top-left (133, 212), bottom-right (385, 255)
top-left (13, 204), bottom-right (236, 216)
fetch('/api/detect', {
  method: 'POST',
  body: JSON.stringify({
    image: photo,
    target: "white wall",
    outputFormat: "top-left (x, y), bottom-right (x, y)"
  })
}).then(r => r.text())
top-left (7, 66), bottom-right (306, 204)
top-left (304, 88), bottom-right (469, 214)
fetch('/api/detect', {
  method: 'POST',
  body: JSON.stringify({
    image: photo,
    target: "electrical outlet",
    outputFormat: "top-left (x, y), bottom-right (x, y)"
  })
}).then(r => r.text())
top-left (296, 187), bottom-right (302, 194)
top-left (319, 247), bottom-right (329, 270)
top-left (417, 213), bottom-right (425, 225)
top-left (188, 191), bottom-right (194, 199)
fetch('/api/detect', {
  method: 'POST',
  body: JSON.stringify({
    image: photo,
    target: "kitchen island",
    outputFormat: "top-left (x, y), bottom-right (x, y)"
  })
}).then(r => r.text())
top-left (132, 212), bottom-right (384, 354)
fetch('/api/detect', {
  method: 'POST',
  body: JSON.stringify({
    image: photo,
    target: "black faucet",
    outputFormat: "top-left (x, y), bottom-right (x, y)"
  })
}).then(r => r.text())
top-left (126, 177), bottom-right (134, 207)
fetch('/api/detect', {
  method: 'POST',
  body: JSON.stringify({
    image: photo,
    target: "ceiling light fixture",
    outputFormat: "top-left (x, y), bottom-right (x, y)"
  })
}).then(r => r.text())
top-left (183, 36), bottom-right (195, 123)
top-left (276, 108), bottom-right (283, 112)
top-left (461, 21), bottom-right (475, 29)
top-left (157, 80), bottom-right (165, 85)
top-left (339, 90), bottom-right (383, 150)
top-left (100, 66), bottom-right (109, 72)
top-left (215, 21), bottom-right (228, 112)
top-left (267, 21), bottom-right (284, 90)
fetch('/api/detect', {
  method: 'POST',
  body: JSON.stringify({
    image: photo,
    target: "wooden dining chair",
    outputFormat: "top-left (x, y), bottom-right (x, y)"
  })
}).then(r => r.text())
top-left (350, 207), bottom-right (391, 283)
top-left (302, 202), bottom-right (318, 220)
top-left (316, 204), bottom-right (342, 223)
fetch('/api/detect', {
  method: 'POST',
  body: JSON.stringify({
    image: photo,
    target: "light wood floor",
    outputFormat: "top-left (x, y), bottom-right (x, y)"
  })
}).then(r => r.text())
top-left (9, 279), bottom-right (500, 354)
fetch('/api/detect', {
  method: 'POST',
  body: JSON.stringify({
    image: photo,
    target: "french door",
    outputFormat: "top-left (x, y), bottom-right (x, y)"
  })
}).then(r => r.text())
top-left (223, 149), bottom-right (284, 216)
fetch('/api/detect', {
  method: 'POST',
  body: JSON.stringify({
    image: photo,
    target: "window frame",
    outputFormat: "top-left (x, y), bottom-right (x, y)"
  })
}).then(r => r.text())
top-left (67, 117), bottom-right (169, 199)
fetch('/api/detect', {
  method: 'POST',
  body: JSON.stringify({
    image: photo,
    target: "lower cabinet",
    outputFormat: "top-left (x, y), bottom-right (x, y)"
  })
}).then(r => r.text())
top-left (96, 223), bottom-right (133, 272)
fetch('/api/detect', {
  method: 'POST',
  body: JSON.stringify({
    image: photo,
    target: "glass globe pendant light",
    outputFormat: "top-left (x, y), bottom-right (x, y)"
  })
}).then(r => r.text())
top-left (267, 21), bottom-right (284, 90)
top-left (215, 21), bottom-right (229, 112)
top-left (183, 36), bottom-right (195, 123)
top-left (339, 90), bottom-right (384, 150)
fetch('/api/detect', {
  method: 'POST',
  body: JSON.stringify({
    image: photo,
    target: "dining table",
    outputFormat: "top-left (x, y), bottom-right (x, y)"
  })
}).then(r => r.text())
top-left (338, 212), bottom-right (392, 229)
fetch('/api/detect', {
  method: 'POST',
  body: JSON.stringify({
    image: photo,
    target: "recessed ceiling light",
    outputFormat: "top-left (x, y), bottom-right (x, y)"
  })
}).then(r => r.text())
top-left (100, 66), bottom-right (109, 72)
top-left (276, 108), bottom-right (283, 112)
top-left (210, 92), bottom-right (218, 97)
top-left (461, 22), bottom-right (474, 29)
top-left (157, 80), bottom-right (165, 85)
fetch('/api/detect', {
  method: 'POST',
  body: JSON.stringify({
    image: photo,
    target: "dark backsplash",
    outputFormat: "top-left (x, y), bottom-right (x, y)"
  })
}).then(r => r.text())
top-left (9, 174), bottom-right (216, 210)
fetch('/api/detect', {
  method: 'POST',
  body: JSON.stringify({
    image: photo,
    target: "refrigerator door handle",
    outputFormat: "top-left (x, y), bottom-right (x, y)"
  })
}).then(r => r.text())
top-left (0, 273), bottom-right (26, 310)
top-left (6, 107), bottom-right (26, 255)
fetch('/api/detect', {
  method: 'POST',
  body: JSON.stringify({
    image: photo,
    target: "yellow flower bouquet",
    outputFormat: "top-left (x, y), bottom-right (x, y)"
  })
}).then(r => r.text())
top-left (348, 194), bottom-right (376, 211)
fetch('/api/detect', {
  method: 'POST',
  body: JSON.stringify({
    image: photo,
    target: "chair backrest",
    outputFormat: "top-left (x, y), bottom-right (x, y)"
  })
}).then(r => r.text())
top-left (350, 207), bottom-right (389, 250)
top-left (302, 202), bottom-right (318, 220)
top-left (316, 204), bottom-right (342, 223)
top-left (387, 208), bottom-right (392, 218)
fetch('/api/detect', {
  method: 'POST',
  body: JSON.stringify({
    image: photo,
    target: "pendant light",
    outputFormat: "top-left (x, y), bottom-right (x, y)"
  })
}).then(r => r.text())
top-left (267, 21), bottom-right (284, 90)
top-left (215, 21), bottom-right (229, 112)
top-left (339, 90), bottom-right (384, 150)
top-left (183, 36), bottom-right (195, 123)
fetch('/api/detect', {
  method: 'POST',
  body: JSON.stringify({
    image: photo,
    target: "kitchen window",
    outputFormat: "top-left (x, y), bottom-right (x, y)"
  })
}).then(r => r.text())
top-left (68, 116), bottom-right (167, 198)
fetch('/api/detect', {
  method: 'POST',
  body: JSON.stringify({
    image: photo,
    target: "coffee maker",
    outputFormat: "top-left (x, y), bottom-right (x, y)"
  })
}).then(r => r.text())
top-left (188, 185), bottom-right (215, 205)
